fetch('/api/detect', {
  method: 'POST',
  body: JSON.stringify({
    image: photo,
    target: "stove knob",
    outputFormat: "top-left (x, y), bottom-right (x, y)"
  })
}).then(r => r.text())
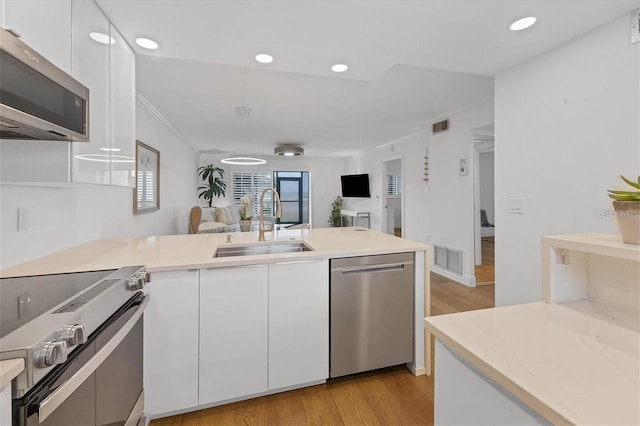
top-left (37, 341), bottom-right (68, 367)
top-left (61, 323), bottom-right (87, 346)
top-left (127, 276), bottom-right (145, 291)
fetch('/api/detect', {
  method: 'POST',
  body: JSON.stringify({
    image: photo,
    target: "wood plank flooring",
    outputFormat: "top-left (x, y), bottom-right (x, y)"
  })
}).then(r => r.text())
top-left (151, 274), bottom-right (494, 426)
top-left (474, 237), bottom-right (495, 285)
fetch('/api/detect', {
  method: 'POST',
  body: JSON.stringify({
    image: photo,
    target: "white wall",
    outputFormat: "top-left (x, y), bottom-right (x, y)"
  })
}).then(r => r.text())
top-left (197, 155), bottom-right (346, 229)
top-left (479, 151), bottom-right (495, 224)
top-left (495, 14), bottom-right (640, 306)
top-left (0, 99), bottom-right (198, 269)
top-left (345, 102), bottom-right (494, 285)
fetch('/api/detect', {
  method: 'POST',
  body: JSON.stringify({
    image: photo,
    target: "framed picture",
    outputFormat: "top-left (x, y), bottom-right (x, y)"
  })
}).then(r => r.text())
top-left (134, 140), bottom-right (160, 214)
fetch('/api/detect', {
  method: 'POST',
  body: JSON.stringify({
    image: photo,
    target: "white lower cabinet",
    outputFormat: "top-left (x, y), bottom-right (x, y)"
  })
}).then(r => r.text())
top-left (145, 261), bottom-right (329, 416)
top-left (144, 270), bottom-right (199, 416)
top-left (268, 260), bottom-right (329, 390)
top-left (198, 265), bottom-right (269, 405)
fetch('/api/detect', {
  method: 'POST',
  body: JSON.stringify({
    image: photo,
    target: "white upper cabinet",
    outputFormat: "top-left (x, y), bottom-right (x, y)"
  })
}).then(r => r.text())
top-left (0, 0), bottom-right (136, 187)
top-left (70, 0), bottom-right (110, 184)
top-left (109, 24), bottom-right (136, 187)
top-left (2, 0), bottom-right (72, 74)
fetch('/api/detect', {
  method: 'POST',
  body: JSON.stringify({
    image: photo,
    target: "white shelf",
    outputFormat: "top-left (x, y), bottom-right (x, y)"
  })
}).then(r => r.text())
top-left (542, 233), bottom-right (640, 262)
top-left (542, 233), bottom-right (640, 332)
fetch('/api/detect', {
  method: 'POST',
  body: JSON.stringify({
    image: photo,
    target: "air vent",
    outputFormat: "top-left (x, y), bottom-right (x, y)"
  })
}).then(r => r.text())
top-left (433, 245), bottom-right (462, 275)
top-left (432, 119), bottom-right (449, 134)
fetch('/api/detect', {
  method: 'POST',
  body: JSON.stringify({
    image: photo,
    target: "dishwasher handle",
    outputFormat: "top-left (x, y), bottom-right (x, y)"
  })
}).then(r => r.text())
top-left (335, 261), bottom-right (412, 274)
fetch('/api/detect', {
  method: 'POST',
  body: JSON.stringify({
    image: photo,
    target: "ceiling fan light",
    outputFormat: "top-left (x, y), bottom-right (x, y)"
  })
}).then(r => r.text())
top-left (274, 145), bottom-right (304, 157)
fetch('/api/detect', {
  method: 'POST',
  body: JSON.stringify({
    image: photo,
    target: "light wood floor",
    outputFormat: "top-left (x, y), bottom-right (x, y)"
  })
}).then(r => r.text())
top-left (152, 274), bottom-right (495, 426)
top-left (474, 237), bottom-right (495, 285)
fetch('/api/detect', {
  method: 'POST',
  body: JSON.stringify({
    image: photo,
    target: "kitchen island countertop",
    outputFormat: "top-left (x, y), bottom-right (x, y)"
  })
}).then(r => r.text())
top-left (425, 301), bottom-right (639, 426)
top-left (1, 227), bottom-right (428, 277)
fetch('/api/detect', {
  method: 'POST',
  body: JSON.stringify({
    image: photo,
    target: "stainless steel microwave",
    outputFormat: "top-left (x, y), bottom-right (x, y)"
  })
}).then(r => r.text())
top-left (0, 28), bottom-right (89, 141)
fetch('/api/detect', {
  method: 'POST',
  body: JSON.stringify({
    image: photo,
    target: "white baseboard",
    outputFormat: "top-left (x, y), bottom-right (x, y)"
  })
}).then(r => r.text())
top-left (431, 264), bottom-right (476, 287)
top-left (410, 365), bottom-right (427, 376)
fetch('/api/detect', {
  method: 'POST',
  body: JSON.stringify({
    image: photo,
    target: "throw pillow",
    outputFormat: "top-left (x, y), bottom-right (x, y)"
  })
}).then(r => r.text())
top-left (215, 206), bottom-right (235, 225)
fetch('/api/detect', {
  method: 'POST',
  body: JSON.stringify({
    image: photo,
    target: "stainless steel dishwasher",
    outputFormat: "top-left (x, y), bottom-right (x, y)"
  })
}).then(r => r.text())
top-left (330, 252), bottom-right (414, 378)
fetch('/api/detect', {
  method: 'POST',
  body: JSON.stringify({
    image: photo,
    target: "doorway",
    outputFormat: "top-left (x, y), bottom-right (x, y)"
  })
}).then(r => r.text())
top-left (383, 158), bottom-right (403, 237)
top-left (473, 138), bottom-right (495, 286)
top-left (274, 171), bottom-right (310, 225)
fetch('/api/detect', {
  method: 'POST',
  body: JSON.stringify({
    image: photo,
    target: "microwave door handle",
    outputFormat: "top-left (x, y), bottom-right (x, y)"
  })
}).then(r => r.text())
top-left (37, 296), bottom-right (149, 423)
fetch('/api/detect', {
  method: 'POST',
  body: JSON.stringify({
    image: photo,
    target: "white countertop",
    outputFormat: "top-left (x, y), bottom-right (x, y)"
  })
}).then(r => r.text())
top-left (1, 227), bottom-right (428, 277)
top-left (0, 359), bottom-right (24, 389)
top-left (425, 302), bottom-right (639, 426)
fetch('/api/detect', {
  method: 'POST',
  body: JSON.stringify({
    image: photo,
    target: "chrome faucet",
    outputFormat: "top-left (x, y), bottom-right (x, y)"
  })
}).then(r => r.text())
top-left (258, 187), bottom-right (282, 241)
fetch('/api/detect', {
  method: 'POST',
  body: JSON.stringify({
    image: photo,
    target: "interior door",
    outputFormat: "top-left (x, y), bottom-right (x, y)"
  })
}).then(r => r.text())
top-left (276, 177), bottom-right (303, 224)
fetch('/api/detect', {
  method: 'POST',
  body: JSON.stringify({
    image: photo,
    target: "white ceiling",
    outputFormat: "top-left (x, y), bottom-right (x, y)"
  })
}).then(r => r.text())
top-left (97, 0), bottom-right (638, 157)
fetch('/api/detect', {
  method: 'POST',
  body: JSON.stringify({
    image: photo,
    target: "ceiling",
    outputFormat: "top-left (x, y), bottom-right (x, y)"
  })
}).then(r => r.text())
top-left (97, 0), bottom-right (637, 157)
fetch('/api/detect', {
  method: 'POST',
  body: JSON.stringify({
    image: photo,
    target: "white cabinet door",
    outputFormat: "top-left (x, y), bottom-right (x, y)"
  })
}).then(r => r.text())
top-left (70, 0), bottom-right (110, 184)
top-left (109, 24), bottom-right (136, 187)
top-left (144, 270), bottom-right (199, 416)
top-left (199, 265), bottom-right (268, 405)
top-left (268, 260), bottom-right (329, 390)
top-left (3, 0), bottom-right (72, 74)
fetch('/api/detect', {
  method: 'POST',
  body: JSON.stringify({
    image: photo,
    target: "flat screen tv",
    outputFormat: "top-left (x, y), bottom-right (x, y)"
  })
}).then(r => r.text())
top-left (341, 174), bottom-right (370, 198)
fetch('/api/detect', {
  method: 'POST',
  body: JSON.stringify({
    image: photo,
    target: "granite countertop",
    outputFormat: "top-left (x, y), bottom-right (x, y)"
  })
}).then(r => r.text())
top-left (425, 301), bottom-right (639, 426)
top-left (1, 227), bottom-right (428, 277)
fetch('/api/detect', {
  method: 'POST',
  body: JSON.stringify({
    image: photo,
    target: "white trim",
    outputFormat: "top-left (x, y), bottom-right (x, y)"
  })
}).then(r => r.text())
top-left (136, 91), bottom-right (197, 151)
top-left (431, 264), bottom-right (476, 287)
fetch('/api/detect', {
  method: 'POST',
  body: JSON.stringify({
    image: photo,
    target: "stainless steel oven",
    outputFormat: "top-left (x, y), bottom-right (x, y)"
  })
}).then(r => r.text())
top-left (0, 266), bottom-right (148, 426)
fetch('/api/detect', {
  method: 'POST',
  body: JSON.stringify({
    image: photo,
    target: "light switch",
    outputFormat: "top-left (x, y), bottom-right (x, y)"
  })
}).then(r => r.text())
top-left (17, 207), bottom-right (30, 231)
top-left (508, 198), bottom-right (525, 214)
top-left (632, 9), bottom-right (640, 44)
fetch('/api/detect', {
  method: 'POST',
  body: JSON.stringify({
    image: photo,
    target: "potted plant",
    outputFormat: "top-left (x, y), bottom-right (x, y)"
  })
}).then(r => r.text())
top-left (197, 165), bottom-right (226, 207)
top-left (328, 196), bottom-right (346, 227)
top-left (607, 175), bottom-right (640, 244)
top-left (239, 195), bottom-right (253, 232)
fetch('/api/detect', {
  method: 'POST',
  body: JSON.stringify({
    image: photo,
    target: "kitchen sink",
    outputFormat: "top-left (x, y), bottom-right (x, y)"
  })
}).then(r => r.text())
top-left (214, 241), bottom-right (314, 258)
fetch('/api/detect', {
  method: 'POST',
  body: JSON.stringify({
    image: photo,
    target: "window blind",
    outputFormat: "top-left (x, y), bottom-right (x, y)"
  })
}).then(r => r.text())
top-left (386, 175), bottom-right (403, 196)
top-left (232, 171), bottom-right (273, 216)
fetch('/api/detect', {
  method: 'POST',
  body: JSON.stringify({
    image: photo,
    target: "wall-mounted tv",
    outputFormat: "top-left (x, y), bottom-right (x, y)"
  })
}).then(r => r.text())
top-left (341, 173), bottom-right (371, 198)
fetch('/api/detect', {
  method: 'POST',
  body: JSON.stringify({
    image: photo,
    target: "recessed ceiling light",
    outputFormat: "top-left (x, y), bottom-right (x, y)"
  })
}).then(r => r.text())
top-left (283, 152), bottom-right (295, 156)
top-left (331, 64), bottom-right (348, 73)
top-left (255, 54), bottom-right (274, 64)
top-left (136, 37), bottom-right (159, 49)
top-left (510, 17), bottom-right (537, 31)
top-left (221, 157), bottom-right (266, 165)
top-left (89, 32), bottom-right (115, 45)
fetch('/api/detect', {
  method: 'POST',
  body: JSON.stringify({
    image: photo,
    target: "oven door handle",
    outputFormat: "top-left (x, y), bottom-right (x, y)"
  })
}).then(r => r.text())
top-left (38, 295), bottom-right (149, 423)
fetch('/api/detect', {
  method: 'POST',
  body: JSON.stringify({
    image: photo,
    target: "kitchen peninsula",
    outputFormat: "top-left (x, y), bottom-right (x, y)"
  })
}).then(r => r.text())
top-left (425, 234), bottom-right (640, 425)
top-left (1, 227), bottom-right (429, 419)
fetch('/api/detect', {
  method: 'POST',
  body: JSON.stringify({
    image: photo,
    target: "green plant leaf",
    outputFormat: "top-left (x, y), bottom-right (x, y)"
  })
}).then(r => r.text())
top-left (620, 175), bottom-right (640, 190)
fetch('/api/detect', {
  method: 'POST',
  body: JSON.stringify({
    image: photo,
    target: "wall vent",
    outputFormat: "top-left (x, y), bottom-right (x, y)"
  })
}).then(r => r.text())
top-left (433, 245), bottom-right (463, 275)
top-left (432, 119), bottom-right (449, 134)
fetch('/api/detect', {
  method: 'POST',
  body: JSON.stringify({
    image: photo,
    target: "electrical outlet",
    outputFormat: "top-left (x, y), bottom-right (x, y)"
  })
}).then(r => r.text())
top-left (17, 207), bottom-right (30, 231)
top-left (508, 198), bottom-right (525, 214)
top-left (632, 9), bottom-right (640, 44)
